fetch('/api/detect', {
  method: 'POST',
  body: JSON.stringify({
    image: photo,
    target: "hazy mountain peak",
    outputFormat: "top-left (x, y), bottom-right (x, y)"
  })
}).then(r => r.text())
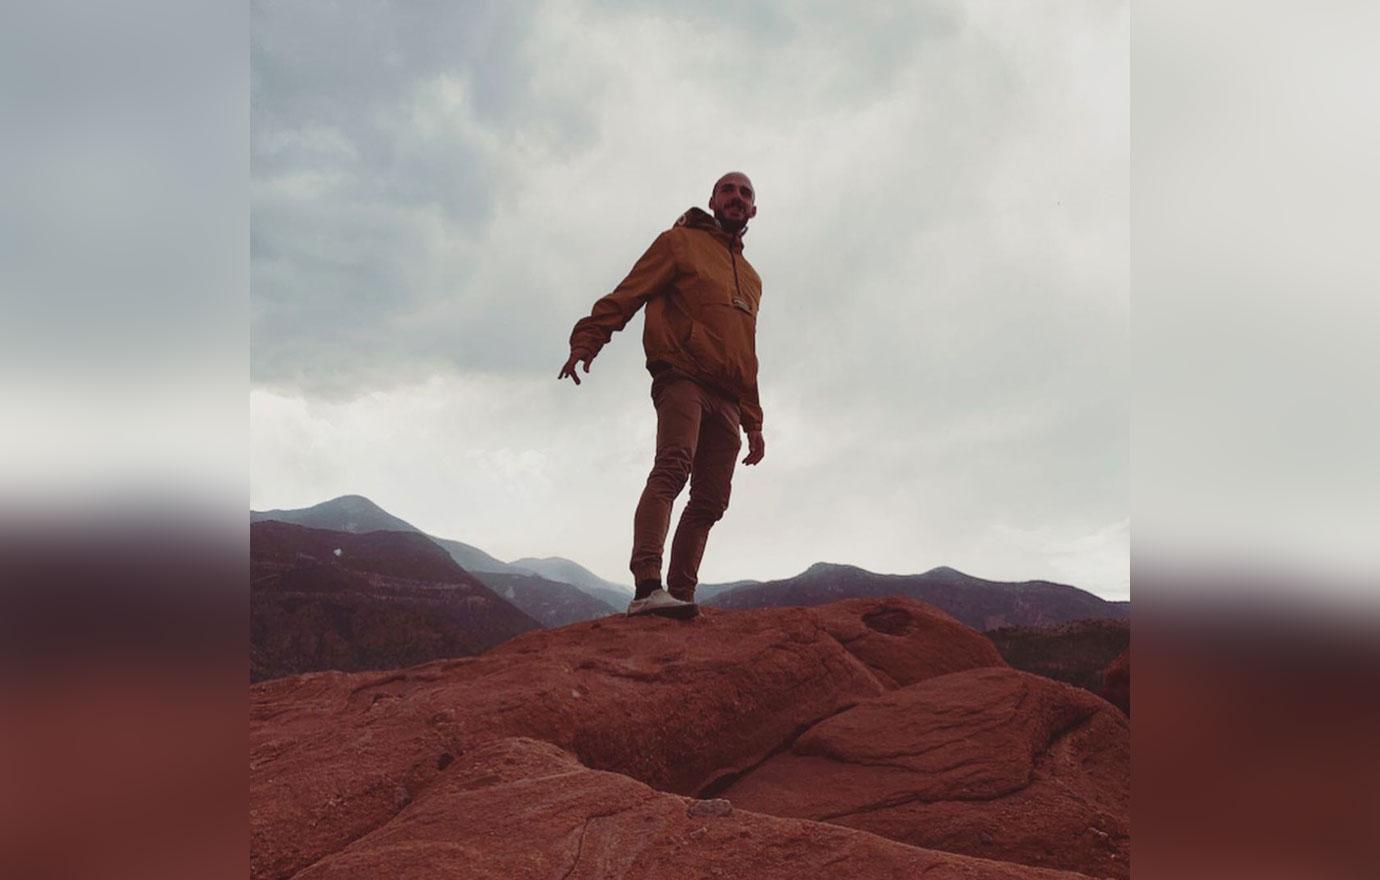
top-left (509, 556), bottom-right (633, 597)
top-left (251, 494), bottom-right (417, 534)
top-left (313, 494), bottom-right (396, 518)
top-left (924, 565), bottom-right (967, 578)
top-left (801, 561), bottom-right (870, 577)
top-left (323, 493), bottom-right (380, 507)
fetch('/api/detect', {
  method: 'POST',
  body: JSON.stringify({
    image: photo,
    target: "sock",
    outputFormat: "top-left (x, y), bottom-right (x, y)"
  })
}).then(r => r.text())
top-left (634, 579), bottom-right (662, 600)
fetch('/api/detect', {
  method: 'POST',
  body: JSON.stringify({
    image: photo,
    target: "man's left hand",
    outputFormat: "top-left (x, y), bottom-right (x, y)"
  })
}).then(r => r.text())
top-left (742, 430), bottom-right (765, 465)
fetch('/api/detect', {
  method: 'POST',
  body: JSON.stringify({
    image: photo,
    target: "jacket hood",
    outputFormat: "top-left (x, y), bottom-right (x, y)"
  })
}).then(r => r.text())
top-left (674, 207), bottom-right (747, 249)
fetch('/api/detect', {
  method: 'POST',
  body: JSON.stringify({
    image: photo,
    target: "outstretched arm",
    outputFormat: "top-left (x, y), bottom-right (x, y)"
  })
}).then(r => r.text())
top-left (559, 231), bottom-right (677, 385)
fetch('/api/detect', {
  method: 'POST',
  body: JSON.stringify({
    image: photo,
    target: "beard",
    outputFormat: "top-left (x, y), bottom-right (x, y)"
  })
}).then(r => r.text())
top-left (713, 206), bottom-right (749, 234)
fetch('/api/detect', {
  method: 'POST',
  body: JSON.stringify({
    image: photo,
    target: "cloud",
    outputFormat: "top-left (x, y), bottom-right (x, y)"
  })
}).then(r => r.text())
top-left (252, 1), bottom-right (1129, 597)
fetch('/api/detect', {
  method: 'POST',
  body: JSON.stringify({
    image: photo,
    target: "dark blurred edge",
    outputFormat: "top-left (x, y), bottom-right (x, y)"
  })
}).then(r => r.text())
top-left (1135, 563), bottom-right (1380, 879)
top-left (0, 507), bottom-right (248, 880)
top-left (1, 0), bottom-right (248, 877)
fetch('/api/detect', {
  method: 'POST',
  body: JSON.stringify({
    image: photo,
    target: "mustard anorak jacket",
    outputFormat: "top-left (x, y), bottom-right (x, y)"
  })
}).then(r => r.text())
top-left (568, 207), bottom-right (764, 431)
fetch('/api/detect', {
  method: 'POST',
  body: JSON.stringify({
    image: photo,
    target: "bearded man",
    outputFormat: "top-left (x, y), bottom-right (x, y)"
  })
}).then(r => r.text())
top-left (560, 172), bottom-right (766, 618)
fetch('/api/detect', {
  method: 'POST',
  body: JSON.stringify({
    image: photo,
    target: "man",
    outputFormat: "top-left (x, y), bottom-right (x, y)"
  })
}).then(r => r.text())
top-left (559, 172), bottom-right (766, 619)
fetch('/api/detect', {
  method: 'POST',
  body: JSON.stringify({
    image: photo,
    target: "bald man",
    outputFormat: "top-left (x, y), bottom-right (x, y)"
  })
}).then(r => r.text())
top-left (560, 172), bottom-right (766, 619)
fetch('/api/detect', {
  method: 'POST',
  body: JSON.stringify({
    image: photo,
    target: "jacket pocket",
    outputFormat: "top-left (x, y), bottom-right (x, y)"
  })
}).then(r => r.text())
top-left (685, 306), bottom-right (755, 395)
top-left (683, 319), bottom-right (722, 381)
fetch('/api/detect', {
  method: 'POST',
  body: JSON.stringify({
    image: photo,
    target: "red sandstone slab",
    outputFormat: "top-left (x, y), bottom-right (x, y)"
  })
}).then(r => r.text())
top-left (721, 667), bottom-right (1130, 878)
top-left (250, 598), bottom-right (1006, 879)
top-left (293, 737), bottom-right (1095, 880)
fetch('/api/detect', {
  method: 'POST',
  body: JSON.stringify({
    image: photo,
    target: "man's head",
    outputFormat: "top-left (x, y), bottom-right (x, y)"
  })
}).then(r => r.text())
top-left (708, 171), bottom-right (756, 234)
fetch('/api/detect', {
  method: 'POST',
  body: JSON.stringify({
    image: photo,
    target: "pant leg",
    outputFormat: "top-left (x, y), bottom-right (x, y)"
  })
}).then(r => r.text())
top-left (666, 390), bottom-right (741, 601)
top-left (629, 379), bottom-right (704, 583)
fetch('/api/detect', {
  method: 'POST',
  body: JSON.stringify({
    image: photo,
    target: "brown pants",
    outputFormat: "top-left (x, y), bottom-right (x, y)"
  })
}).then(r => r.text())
top-left (629, 376), bottom-right (741, 601)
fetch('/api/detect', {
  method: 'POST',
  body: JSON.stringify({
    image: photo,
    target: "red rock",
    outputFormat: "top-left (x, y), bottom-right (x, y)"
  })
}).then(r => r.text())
top-left (1103, 648), bottom-right (1130, 715)
top-left (720, 667), bottom-right (1130, 879)
top-left (811, 597), bottom-right (1006, 688)
top-left (250, 598), bottom-right (1005, 879)
top-left (292, 737), bottom-right (1095, 880)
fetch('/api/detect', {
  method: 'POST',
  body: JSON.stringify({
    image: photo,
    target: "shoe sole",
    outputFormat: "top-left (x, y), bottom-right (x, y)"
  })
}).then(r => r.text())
top-left (629, 603), bottom-right (700, 620)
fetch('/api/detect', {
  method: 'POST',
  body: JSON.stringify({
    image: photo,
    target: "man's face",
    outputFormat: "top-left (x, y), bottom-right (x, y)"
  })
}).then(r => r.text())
top-left (708, 173), bottom-right (757, 233)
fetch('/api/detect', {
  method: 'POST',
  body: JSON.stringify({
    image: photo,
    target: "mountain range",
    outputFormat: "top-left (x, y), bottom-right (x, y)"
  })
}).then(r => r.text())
top-left (506, 556), bottom-right (631, 609)
top-left (251, 495), bottom-right (627, 625)
top-left (250, 494), bottom-right (1130, 682)
top-left (704, 561), bottom-right (1130, 631)
top-left (252, 494), bottom-right (604, 579)
top-left (249, 520), bottom-right (541, 682)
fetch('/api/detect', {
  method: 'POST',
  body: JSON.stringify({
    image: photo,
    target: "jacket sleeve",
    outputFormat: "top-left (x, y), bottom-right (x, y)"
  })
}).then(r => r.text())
top-left (568, 231), bottom-right (677, 358)
top-left (741, 285), bottom-right (764, 432)
top-left (740, 382), bottom-right (763, 433)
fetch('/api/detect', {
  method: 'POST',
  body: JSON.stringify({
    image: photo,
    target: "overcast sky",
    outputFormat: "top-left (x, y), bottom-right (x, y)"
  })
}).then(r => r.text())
top-left (250, 0), bottom-right (1128, 600)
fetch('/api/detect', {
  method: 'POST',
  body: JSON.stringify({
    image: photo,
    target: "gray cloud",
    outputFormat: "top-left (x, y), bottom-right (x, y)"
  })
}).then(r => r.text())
top-left (252, 1), bottom-right (1129, 597)
top-left (250, 0), bottom-right (978, 394)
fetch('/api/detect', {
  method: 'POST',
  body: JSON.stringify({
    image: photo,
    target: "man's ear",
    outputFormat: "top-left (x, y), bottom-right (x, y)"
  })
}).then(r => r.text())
top-left (749, 204), bottom-right (758, 219)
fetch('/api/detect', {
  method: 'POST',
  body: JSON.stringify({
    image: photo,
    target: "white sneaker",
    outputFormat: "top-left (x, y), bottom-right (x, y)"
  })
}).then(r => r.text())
top-left (626, 588), bottom-right (699, 619)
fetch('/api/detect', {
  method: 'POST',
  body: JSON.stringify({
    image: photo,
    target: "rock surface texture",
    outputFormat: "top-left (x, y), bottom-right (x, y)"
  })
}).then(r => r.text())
top-left (292, 737), bottom-right (1094, 880)
top-left (250, 596), bottom-right (1126, 879)
top-left (720, 667), bottom-right (1131, 879)
top-left (1103, 647), bottom-right (1130, 716)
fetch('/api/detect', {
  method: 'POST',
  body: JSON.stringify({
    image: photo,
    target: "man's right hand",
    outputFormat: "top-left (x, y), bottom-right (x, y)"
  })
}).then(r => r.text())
top-left (558, 349), bottom-right (593, 385)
